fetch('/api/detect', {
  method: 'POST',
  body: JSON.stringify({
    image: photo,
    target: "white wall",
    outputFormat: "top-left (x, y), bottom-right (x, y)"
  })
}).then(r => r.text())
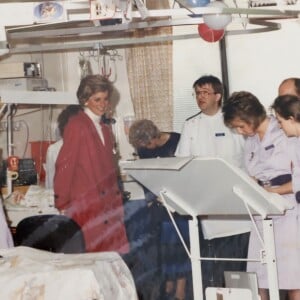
top-left (173, 25), bottom-right (222, 132)
top-left (227, 20), bottom-right (300, 107)
top-left (173, 19), bottom-right (300, 132)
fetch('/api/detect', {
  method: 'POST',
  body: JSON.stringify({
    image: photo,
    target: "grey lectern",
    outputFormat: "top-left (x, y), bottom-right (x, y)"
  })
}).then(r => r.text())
top-left (123, 156), bottom-right (294, 300)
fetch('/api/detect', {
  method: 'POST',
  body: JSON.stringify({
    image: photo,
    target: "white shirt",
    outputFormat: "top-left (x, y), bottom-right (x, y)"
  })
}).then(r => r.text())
top-left (84, 108), bottom-right (105, 145)
top-left (176, 110), bottom-right (245, 169)
top-left (45, 139), bottom-right (63, 189)
top-left (176, 109), bottom-right (250, 239)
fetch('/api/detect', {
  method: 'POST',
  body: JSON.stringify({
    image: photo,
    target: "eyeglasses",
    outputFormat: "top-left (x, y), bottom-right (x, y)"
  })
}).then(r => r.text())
top-left (193, 91), bottom-right (217, 98)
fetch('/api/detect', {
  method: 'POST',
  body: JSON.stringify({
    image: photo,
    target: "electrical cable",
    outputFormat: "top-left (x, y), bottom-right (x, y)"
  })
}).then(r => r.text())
top-left (20, 120), bottom-right (29, 159)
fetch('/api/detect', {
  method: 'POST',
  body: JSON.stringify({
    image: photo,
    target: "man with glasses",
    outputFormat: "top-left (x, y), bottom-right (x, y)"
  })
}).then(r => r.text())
top-left (176, 75), bottom-right (244, 167)
top-left (175, 75), bottom-right (250, 294)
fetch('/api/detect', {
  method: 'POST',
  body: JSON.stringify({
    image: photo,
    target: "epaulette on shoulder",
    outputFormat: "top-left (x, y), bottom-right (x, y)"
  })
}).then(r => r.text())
top-left (186, 111), bottom-right (202, 121)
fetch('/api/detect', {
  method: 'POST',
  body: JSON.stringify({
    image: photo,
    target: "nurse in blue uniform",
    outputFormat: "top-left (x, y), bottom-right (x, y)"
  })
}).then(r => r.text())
top-left (223, 91), bottom-right (300, 300)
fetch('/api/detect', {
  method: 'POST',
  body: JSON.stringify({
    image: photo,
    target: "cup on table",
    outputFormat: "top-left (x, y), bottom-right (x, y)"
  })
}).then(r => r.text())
top-left (123, 116), bottom-right (135, 136)
top-left (7, 170), bottom-right (18, 181)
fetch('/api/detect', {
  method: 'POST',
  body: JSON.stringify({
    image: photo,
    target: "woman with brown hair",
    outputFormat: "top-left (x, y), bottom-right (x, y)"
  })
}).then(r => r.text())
top-left (223, 91), bottom-right (300, 300)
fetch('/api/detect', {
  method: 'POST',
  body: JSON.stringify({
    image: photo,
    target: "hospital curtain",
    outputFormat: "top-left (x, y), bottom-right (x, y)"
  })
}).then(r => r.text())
top-left (125, 0), bottom-right (173, 131)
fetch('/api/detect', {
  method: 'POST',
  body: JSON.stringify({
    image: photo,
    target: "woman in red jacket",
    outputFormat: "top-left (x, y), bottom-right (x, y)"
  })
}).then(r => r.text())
top-left (54, 75), bottom-right (129, 253)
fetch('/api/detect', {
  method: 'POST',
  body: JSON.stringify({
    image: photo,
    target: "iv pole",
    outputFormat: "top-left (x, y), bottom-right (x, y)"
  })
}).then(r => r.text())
top-left (6, 104), bottom-right (14, 195)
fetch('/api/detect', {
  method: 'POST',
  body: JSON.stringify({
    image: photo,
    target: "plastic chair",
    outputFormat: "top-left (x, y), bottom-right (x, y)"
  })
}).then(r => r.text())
top-left (15, 214), bottom-right (85, 253)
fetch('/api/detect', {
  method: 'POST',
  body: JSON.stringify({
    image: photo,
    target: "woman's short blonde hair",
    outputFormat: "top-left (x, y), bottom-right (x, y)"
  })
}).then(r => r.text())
top-left (76, 75), bottom-right (113, 106)
top-left (129, 119), bottom-right (160, 149)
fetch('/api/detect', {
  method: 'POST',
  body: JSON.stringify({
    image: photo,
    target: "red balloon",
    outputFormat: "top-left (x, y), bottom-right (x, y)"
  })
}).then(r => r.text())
top-left (198, 23), bottom-right (224, 43)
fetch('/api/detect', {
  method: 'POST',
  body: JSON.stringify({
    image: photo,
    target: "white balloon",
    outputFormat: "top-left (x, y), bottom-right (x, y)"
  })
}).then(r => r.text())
top-left (203, 1), bottom-right (232, 30)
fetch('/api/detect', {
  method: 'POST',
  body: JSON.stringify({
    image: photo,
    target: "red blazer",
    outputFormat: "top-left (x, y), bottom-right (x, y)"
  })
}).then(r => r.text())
top-left (54, 111), bottom-right (129, 253)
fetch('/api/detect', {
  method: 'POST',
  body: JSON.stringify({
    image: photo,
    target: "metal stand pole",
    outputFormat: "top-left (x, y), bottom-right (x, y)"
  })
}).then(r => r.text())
top-left (6, 104), bottom-right (14, 195)
top-left (263, 219), bottom-right (280, 300)
top-left (189, 217), bottom-right (203, 300)
top-left (219, 35), bottom-right (229, 99)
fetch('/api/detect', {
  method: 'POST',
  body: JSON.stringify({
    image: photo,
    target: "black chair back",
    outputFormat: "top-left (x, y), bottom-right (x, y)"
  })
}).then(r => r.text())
top-left (15, 214), bottom-right (85, 253)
